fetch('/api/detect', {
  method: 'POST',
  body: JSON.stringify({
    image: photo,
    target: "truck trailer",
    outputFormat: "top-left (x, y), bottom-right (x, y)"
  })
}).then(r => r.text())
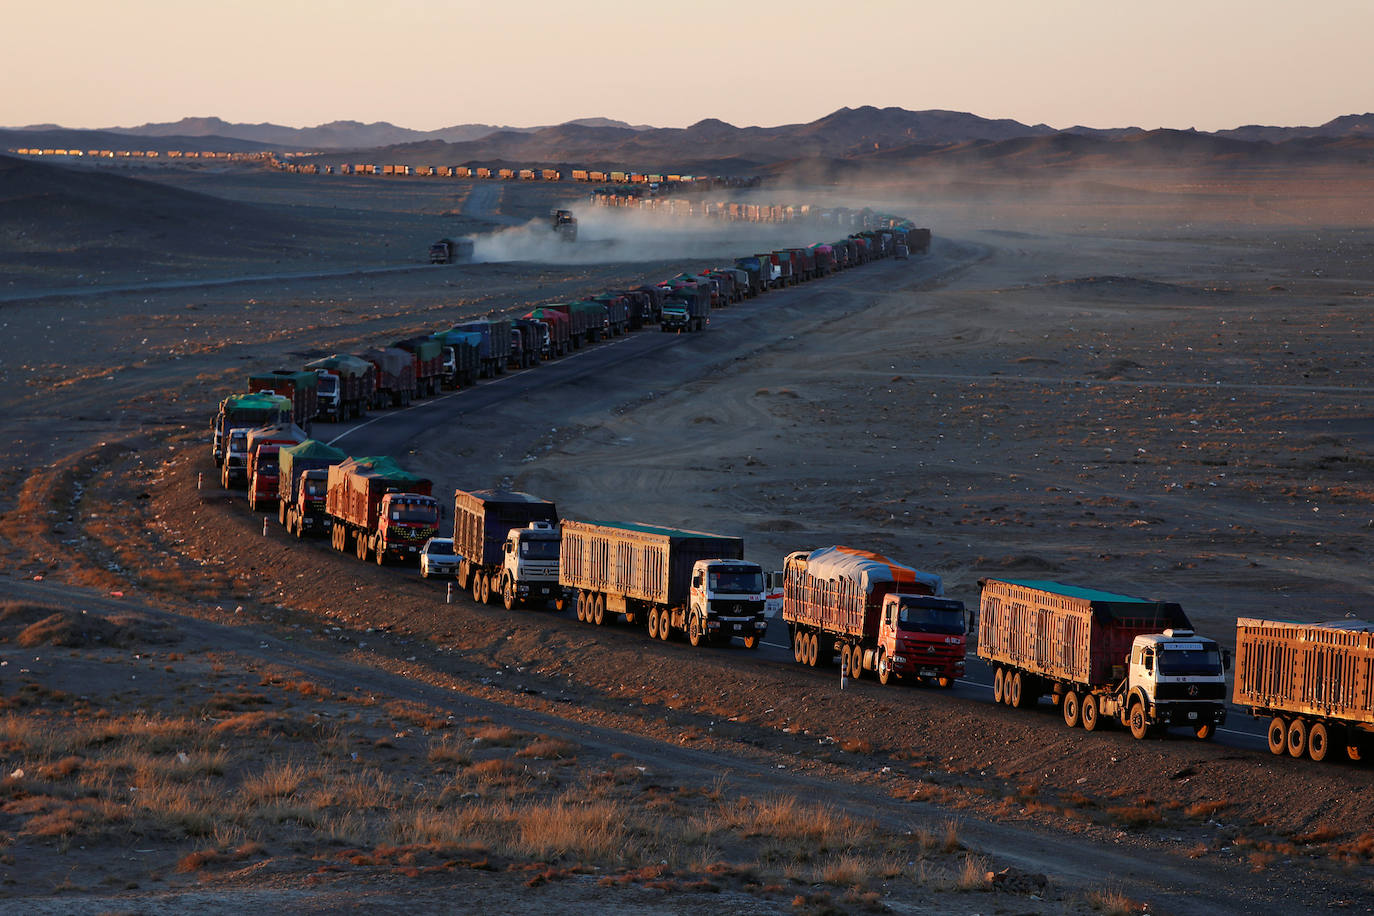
top-left (782, 546), bottom-right (964, 686)
top-left (452, 489), bottom-right (565, 610)
top-left (977, 579), bottom-right (1228, 740)
top-left (1233, 617), bottom-right (1374, 762)
top-left (247, 370), bottom-right (318, 427)
top-left (559, 520), bottom-right (766, 648)
top-left (326, 457), bottom-right (439, 565)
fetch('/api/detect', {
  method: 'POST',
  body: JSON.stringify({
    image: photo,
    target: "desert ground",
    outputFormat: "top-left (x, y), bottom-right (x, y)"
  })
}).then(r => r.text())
top-left (1, 156), bottom-right (1372, 913)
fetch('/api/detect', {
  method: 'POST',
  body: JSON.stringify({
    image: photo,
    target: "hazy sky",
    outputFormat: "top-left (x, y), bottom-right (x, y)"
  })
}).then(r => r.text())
top-left (7, 0), bottom-right (1372, 132)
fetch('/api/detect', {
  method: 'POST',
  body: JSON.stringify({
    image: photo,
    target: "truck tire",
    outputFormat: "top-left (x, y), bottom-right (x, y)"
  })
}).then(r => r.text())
top-left (877, 648), bottom-right (892, 685)
top-left (1307, 721), bottom-right (1329, 762)
top-left (1286, 717), bottom-right (1308, 758)
top-left (278, 502), bottom-right (287, 526)
top-left (792, 630), bottom-right (804, 663)
top-left (1009, 672), bottom-right (1023, 708)
top-left (502, 577), bottom-right (516, 611)
top-left (1062, 690), bottom-right (1082, 729)
top-left (688, 614), bottom-right (703, 647)
top-left (1267, 717), bottom-right (1287, 755)
top-left (647, 608), bottom-right (660, 640)
top-left (659, 612), bottom-right (672, 641)
top-left (1129, 701), bottom-right (1150, 740)
top-left (807, 632), bottom-right (820, 667)
top-left (1080, 694), bottom-right (1099, 731)
top-left (356, 535), bottom-right (369, 562)
top-left (591, 593), bottom-right (605, 626)
top-left (993, 668), bottom-right (1005, 704)
top-left (480, 574), bottom-right (492, 605)
top-left (375, 542), bottom-right (386, 566)
top-left (473, 572), bottom-right (486, 606)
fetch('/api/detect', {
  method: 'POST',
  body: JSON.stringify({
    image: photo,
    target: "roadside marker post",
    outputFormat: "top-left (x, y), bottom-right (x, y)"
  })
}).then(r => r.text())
top-left (262, 517), bottom-right (268, 537)
top-left (197, 472), bottom-right (203, 490)
top-left (446, 582), bottom-right (453, 604)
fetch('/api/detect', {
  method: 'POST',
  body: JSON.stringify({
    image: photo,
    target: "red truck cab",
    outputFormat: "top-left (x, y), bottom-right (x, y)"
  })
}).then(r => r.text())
top-left (377, 492), bottom-right (440, 562)
top-left (247, 444), bottom-right (281, 512)
top-left (876, 593), bottom-right (967, 687)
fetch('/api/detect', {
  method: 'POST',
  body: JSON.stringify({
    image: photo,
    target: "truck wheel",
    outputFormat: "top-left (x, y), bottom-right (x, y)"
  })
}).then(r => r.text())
top-left (1286, 717), bottom-right (1308, 758)
top-left (480, 574), bottom-right (492, 605)
top-left (1128, 702), bottom-right (1150, 740)
top-left (688, 614), bottom-right (703, 647)
top-left (792, 631), bottom-right (803, 663)
top-left (502, 578), bottom-right (516, 611)
top-left (806, 632), bottom-right (819, 667)
top-left (993, 668), bottom-right (1005, 704)
top-left (1009, 672), bottom-right (1023, 708)
top-left (1062, 690), bottom-right (1082, 729)
top-left (659, 612), bottom-right (672, 641)
top-left (743, 634), bottom-right (759, 650)
top-left (1080, 694), bottom-right (1099, 731)
top-left (1267, 717), bottom-right (1288, 755)
top-left (647, 608), bottom-right (660, 640)
top-left (1307, 721), bottom-right (1329, 761)
top-left (375, 543), bottom-right (386, 565)
top-left (1195, 723), bottom-right (1216, 741)
top-left (356, 535), bottom-right (369, 562)
top-left (877, 648), bottom-right (892, 685)
top-left (278, 502), bottom-right (287, 526)
top-left (473, 572), bottom-right (486, 605)
top-left (591, 594), bottom-right (605, 626)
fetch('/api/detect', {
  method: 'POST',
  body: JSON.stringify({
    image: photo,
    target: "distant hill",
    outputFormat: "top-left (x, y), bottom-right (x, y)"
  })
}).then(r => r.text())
top-left (5, 107), bottom-right (1373, 172)
top-left (86, 115), bottom-right (657, 150)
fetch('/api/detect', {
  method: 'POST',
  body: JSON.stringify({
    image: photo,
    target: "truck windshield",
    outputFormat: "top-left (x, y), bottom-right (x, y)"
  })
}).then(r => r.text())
top-left (257, 462), bottom-right (277, 477)
top-left (304, 480), bottom-right (325, 497)
top-left (897, 605), bottom-right (965, 635)
top-left (390, 505), bottom-right (437, 524)
top-left (519, 538), bottom-right (560, 560)
top-left (1157, 646), bottom-right (1223, 676)
top-left (709, 570), bottom-right (763, 593)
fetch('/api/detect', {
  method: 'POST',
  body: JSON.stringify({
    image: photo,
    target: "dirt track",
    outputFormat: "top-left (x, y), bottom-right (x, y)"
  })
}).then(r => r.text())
top-left (2, 163), bottom-right (1373, 911)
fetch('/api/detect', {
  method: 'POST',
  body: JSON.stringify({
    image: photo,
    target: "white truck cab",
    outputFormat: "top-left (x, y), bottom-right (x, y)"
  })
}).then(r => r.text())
top-left (499, 521), bottom-right (567, 610)
top-left (1122, 628), bottom-right (1228, 737)
top-left (688, 559), bottom-right (768, 649)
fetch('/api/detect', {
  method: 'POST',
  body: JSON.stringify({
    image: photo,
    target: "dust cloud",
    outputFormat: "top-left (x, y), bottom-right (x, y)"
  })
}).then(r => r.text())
top-left (469, 205), bottom-right (854, 265)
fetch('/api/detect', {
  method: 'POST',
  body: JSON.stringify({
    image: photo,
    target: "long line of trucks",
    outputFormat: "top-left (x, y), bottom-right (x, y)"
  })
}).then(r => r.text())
top-left (213, 213), bottom-right (920, 478)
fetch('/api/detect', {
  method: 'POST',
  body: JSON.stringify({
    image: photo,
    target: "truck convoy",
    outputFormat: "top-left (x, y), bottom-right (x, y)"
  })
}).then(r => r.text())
top-left (451, 489), bottom-right (566, 610)
top-left (977, 579), bottom-right (1228, 740)
top-left (276, 440), bottom-right (347, 537)
top-left (244, 424), bottom-right (308, 511)
top-left (559, 520), bottom-right (766, 648)
top-left (326, 457), bottom-right (439, 564)
top-left (782, 546), bottom-right (965, 686)
top-left (1233, 617), bottom-right (1374, 762)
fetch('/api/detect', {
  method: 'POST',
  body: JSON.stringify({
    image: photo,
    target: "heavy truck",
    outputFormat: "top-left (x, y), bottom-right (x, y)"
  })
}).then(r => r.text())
top-left (211, 392), bottom-right (291, 466)
top-left (448, 320), bottom-right (511, 378)
top-left (243, 423), bottom-right (307, 508)
top-left (326, 457), bottom-right (439, 565)
top-left (429, 237), bottom-right (474, 264)
top-left (559, 520), bottom-right (767, 648)
top-left (306, 355), bottom-right (374, 421)
top-left (782, 546), bottom-right (965, 686)
top-left (1232, 617), bottom-right (1374, 763)
top-left (451, 489), bottom-right (566, 610)
top-left (247, 370), bottom-right (318, 428)
top-left (523, 307), bottom-right (571, 358)
top-left (391, 337), bottom-right (444, 397)
top-left (361, 347), bottom-right (417, 408)
top-left (432, 330), bottom-right (482, 388)
top-left (977, 579), bottom-right (1229, 740)
top-left (277, 439), bottom-right (347, 537)
top-left (551, 209), bottom-right (577, 242)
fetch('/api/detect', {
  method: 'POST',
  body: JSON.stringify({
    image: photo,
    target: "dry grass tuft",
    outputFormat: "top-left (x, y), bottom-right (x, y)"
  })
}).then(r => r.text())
top-left (469, 725), bottom-right (527, 747)
top-left (1086, 885), bottom-right (1143, 914)
top-left (1185, 800), bottom-right (1227, 819)
top-left (515, 737), bottom-right (578, 760)
top-left (956, 852), bottom-right (989, 890)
